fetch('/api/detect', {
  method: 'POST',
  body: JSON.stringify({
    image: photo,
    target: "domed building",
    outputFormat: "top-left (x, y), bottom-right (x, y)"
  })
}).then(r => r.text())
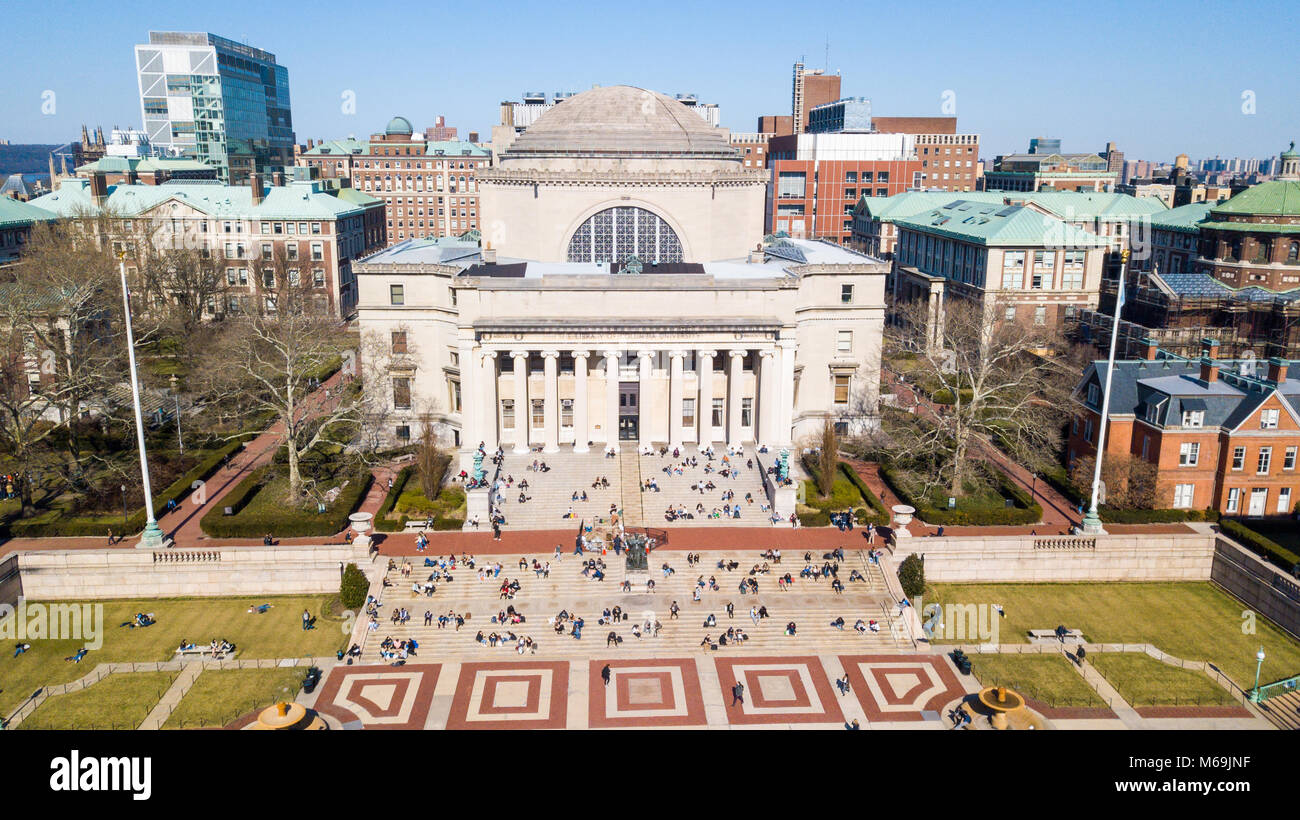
top-left (1197, 141), bottom-right (1300, 292)
top-left (478, 85), bottom-right (767, 262)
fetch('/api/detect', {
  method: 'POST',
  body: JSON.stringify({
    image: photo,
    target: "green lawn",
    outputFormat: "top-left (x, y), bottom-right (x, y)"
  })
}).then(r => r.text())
top-left (18, 671), bottom-right (177, 730)
top-left (1088, 652), bottom-right (1237, 708)
top-left (0, 595), bottom-right (346, 719)
top-left (393, 484), bottom-right (466, 520)
top-left (798, 478), bottom-right (864, 513)
top-left (164, 667), bottom-right (305, 729)
top-left (969, 653), bottom-right (1104, 708)
top-left (928, 581), bottom-right (1300, 688)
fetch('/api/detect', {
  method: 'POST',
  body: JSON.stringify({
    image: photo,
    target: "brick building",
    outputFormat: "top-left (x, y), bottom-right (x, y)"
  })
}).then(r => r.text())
top-left (299, 116), bottom-right (490, 244)
top-left (1070, 340), bottom-right (1300, 516)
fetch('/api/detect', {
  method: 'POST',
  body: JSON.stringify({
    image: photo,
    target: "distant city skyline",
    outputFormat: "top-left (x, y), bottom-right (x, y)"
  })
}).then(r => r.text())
top-left (1, 0), bottom-right (1296, 162)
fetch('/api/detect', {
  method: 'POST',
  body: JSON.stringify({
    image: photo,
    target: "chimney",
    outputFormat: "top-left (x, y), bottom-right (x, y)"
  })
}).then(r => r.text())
top-left (272, 171), bottom-right (285, 187)
top-left (1267, 357), bottom-right (1289, 384)
top-left (88, 172), bottom-right (108, 206)
top-left (469, 131), bottom-right (480, 144)
top-left (250, 172), bottom-right (265, 206)
top-left (1141, 337), bottom-right (1159, 360)
top-left (1201, 337), bottom-right (1220, 359)
top-left (481, 242), bottom-right (497, 264)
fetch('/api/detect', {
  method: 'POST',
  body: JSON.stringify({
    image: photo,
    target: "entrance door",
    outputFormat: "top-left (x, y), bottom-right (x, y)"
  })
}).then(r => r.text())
top-left (1247, 488), bottom-right (1268, 517)
top-left (619, 383), bottom-right (639, 441)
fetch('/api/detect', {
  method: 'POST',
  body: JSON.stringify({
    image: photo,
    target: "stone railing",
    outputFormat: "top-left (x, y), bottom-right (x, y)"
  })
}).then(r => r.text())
top-left (1032, 536), bottom-right (1096, 551)
top-left (153, 549), bottom-right (222, 563)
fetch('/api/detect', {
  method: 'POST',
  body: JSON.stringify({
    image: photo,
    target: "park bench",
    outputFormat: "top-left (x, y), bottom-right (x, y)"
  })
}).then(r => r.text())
top-left (175, 645), bottom-right (234, 660)
top-left (404, 520), bottom-right (433, 531)
top-left (1027, 628), bottom-right (1084, 644)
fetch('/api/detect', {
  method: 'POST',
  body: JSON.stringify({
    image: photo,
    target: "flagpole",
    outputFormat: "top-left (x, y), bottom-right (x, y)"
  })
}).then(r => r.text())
top-left (1082, 249), bottom-right (1131, 535)
top-left (119, 255), bottom-right (169, 549)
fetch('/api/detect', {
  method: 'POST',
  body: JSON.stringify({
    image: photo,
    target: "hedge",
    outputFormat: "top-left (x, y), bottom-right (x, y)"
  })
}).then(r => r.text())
top-left (1220, 519), bottom-right (1300, 573)
top-left (877, 460), bottom-right (1042, 526)
top-left (5, 439), bottom-right (245, 538)
top-left (199, 466), bottom-right (372, 538)
top-left (1098, 507), bottom-right (1220, 524)
top-left (839, 463), bottom-right (889, 524)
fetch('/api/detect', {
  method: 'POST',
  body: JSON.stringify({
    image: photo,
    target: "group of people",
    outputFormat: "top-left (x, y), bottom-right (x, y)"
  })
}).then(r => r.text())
top-left (377, 636), bottom-right (418, 661)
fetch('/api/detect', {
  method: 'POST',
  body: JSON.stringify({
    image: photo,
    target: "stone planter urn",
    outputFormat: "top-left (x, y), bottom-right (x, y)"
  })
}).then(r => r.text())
top-left (349, 512), bottom-right (374, 549)
top-left (891, 504), bottom-right (915, 538)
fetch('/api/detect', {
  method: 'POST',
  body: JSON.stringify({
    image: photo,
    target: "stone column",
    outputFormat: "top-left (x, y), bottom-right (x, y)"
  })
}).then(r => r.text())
top-left (479, 350), bottom-right (498, 452)
top-left (541, 349), bottom-right (560, 453)
top-left (458, 341), bottom-right (477, 449)
top-left (604, 350), bottom-right (620, 453)
top-left (668, 350), bottom-right (685, 451)
top-left (638, 350), bottom-right (655, 445)
top-left (778, 339), bottom-right (796, 446)
top-left (572, 350), bottom-right (590, 453)
top-left (511, 350), bottom-right (530, 454)
top-left (727, 349), bottom-right (746, 447)
top-left (697, 350), bottom-right (716, 452)
top-left (759, 348), bottom-right (777, 448)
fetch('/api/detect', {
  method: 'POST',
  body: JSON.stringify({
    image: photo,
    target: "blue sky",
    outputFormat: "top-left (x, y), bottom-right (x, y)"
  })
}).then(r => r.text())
top-left (2, 0), bottom-right (1296, 161)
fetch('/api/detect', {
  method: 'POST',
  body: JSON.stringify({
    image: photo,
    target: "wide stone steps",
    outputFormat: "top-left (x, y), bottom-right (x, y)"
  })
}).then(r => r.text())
top-left (1255, 689), bottom-right (1300, 731)
top-left (635, 447), bottom-right (772, 527)
top-left (618, 450), bottom-right (644, 527)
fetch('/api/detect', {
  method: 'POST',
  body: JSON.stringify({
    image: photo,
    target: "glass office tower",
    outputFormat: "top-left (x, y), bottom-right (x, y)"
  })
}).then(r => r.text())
top-left (135, 31), bottom-right (294, 183)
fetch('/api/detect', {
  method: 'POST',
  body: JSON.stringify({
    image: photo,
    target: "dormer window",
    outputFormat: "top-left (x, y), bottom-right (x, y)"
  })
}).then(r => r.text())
top-left (1181, 410), bottom-right (1204, 428)
top-left (1086, 383), bottom-right (1100, 407)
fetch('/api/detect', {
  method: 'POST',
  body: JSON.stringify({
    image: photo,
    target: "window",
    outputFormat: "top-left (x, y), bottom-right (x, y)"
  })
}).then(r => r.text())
top-left (392, 378), bottom-right (411, 410)
top-left (1232, 446), bottom-right (1246, 470)
top-left (1033, 306), bottom-right (1047, 326)
top-left (1173, 483), bottom-right (1195, 508)
top-left (1257, 447), bottom-right (1272, 474)
top-left (449, 379), bottom-right (461, 412)
top-left (1087, 383), bottom-right (1101, 407)
top-left (1280, 487), bottom-right (1293, 514)
top-left (560, 399), bottom-right (574, 428)
top-left (313, 270), bottom-right (325, 288)
top-left (1084, 417), bottom-right (1094, 443)
top-left (565, 206), bottom-right (683, 264)
top-left (1033, 250), bottom-right (1055, 268)
top-left (389, 284), bottom-right (404, 305)
top-left (311, 243), bottom-right (323, 261)
top-left (712, 398), bottom-right (724, 427)
top-left (1004, 306), bottom-right (1016, 322)
top-left (502, 399), bottom-right (515, 430)
top-left (1182, 410), bottom-right (1204, 428)
top-left (1178, 441), bottom-right (1199, 467)
top-left (1260, 408), bottom-right (1280, 429)
top-left (841, 284), bottom-right (853, 303)
top-left (1285, 446), bottom-right (1297, 470)
top-left (1226, 487), bottom-right (1241, 513)
top-left (833, 374), bottom-right (851, 404)
top-left (395, 425), bottom-right (411, 443)
top-left (531, 399), bottom-right (545, 428)
top-left (682, 398), bottom-right (695, 428)
top-left (837, 331), bottom-right (852, 354)
top-left (741, 398), bottom-right (753, 427)
top-left (391, 331), bottom-right (407, 354)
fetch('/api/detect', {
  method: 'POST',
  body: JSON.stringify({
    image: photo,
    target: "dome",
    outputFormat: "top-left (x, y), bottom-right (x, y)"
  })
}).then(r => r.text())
top-left (385, 116), bottom-right (413, 136)
top-left (1281, 140), bottom-right (1298, 160)
top-left (505, 86), bottom-right (736, 159)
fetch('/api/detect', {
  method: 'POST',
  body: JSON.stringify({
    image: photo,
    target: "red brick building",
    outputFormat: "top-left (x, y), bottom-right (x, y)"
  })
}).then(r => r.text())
top-left (299, 116), bottom-right (490, 244)
top-left (1069, 339), bottom-right (1300, 516)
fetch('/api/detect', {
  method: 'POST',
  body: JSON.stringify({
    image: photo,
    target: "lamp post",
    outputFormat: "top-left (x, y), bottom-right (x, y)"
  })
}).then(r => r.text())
top-left (118, 257), bottom-right (169, 550)
top-left (1250, 647), bottom-right (1266, 702)
top-left (169, 374), bottom-right (183, 454)
top-left (1082, 249), bottom-right (1130, 535)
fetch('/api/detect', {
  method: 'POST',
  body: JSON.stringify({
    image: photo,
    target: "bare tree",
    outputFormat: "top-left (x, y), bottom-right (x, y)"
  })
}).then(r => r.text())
top-left (816, 418), bottom-right (838, 497)
top-left (879, 295), bottom-right (1070, 498)
top-left (1068, 452), bottom-right (1156, 510)
top-left (210, 247), bottom-right (356, 502)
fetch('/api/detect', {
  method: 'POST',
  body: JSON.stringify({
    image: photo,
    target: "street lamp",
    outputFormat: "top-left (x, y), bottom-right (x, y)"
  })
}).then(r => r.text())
top-left (118, 256), bottom-right (170, 550)
top-left (1250, 647), bottom-right (1266, 702)
top-left (1082, 249), bottom-right (1131, 535)
top-left (169, 374), bottom-right (183, 454)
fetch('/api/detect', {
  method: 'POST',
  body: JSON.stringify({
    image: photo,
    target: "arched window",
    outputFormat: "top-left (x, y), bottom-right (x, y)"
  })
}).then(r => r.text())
top-left (566, 206), bottom-right (683, 264)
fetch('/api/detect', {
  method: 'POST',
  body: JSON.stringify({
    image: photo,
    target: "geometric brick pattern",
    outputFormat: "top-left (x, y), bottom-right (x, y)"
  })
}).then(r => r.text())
top-left (839, 655), bottom-right (965, 722)
top-left (714, 656), bottom-right (843, 726)
top-left (445, 661), bottom-right (570, 730)
top-left (313, 664), bottom-right (442, 730)
top-left (587, 659), bottom-right (707, 728)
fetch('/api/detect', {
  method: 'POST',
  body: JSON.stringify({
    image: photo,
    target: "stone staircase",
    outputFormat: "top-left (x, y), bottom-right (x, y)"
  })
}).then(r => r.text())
top-left (635, 446), bottom-right (773, 527)
top-left (618, 450), bottom-right (644, 527)
top-left (360, 549), bottom-right (905, 663)
top-left (492, 447), bottom-right (621, 530)
top-left (1254, 688), bottom-right (1300, 730)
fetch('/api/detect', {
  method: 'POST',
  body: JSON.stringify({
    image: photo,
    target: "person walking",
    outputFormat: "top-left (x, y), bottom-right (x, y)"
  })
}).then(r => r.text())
top-left (731, 681), bottom-right (745, 706)
top-left (836, 675), bottom-right (851, 696)
top-left (601, 663), bottom-right (612, 687)
top-left (669, 601), bottom-right (680, 620)
top-left (492, 522), bottom-right (501, 541)
top-left (107, 528), bottom-right (114, 545)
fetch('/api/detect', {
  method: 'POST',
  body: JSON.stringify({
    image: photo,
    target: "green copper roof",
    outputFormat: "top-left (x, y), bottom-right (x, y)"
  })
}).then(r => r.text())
top-left (302, 137), bottom-right (487, 157)
top-left (1281, 141), bottom-right (1298, 160)
top-left (302, 138), bottom-right (370, 156)
top-left (1210, 179), bottom-right (1300, 217)
top-left (894, 199), bottom-right (1111, 247)
top-left (75, 156), bottom-right (213, 175)
top-left (0, 196), bottom-right (58, 229)
top-left (29, 178), bottom-right (378, 221)
top-left (1148, 202), bottom-right (1212, 233)
top-left (385, 116), bottom-right (413, 136)
top-left (855, 190), bottom-right (1166, 224)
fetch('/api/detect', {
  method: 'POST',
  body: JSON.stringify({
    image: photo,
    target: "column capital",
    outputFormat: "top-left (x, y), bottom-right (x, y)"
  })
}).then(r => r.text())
top-left (571, 349), bottom-right (591, 359)
top-left (637, 349), bottom-right (656, 360)
top-left (667, 349), bottom-right (687, 360)
top-left (509, 349), bottom-right (530, 359)
top-left (697, 349), bottom-right (717, 359)
top-left (540, 349), bottom-right (560, 359)
top-left (602, 349), bottom-right (621, 361)
top-left (759, 349), bottom-right (777, 360)
top-left (480, 349), bottom-right (498, 361)
top-left (728, 349), bottom-right (748, 359)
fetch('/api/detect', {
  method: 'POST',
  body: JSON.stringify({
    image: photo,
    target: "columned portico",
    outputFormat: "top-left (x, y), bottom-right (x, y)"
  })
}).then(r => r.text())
top-left (727, 349), bottom-right (746, 445)
top-left (759, 348), bottom-right (777, 447)
top-left (638, 349), bottom-right (655, 443)
top-left (510, 350), bottom-right (530, 454)
top-left (603, 350), bottom-right (620, 453)
top-left (572, 350), bottom-right (590, 453)
top-left (697, 349), bottom-right (715, 452)
top-left (541, 349), bottom-right (560, 453)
